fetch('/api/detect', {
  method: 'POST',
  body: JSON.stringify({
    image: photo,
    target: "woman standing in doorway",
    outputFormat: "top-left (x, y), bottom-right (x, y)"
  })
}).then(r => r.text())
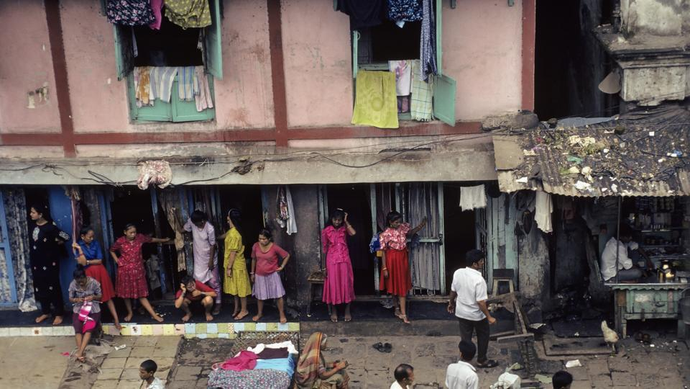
top-left (110, 224), bottom-right (169, 322)
top-left (251, 229), bottom-right (290, 324)
top-left (222, 209), bottom-right (252, 320)
top-left (321, 209), bottom-right (356, 323)
top-left (380, 211), bottom-right (427, 324)
top-left (73, 227), bottom-right (121, 330)
top-left (29, 204), bottom-right (70, 325)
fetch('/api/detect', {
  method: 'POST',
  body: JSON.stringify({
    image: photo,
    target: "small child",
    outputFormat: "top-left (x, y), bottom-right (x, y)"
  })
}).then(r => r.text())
top-left (390, 363), bottom-right (414, 389)
top-left (139, 359), bottom-right (165, 389)
top-left (553, 371), bottom-right (573, 389)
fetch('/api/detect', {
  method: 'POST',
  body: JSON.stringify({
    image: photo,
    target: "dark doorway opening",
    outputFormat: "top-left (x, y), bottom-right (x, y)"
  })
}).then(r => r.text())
top-left (326, 184), bottom-right (375, 295)
top-left (443, 184), bottom-right (477, 290)
top-left (217, 186), bottom-right (264, 261)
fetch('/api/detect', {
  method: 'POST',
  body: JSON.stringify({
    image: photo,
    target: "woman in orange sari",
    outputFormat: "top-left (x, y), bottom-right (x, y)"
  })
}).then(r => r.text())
top-left (295, 332), bottom-right (350, 389)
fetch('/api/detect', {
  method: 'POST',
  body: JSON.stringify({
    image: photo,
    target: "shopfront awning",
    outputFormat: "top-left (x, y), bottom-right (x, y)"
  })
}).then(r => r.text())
top-left (493, 106), bottom-right (690, 197)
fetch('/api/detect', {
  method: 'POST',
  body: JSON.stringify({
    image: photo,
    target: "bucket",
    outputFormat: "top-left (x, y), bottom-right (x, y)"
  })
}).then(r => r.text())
top-left (680, 289), bottom-right (690, 325)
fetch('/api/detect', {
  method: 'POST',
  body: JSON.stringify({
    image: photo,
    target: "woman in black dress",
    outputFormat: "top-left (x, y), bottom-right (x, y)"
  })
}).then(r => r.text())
top-left (30, 204), bottom-right (70, 325)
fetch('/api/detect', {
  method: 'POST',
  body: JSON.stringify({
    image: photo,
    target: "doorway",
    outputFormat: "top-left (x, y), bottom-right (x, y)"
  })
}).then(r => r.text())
top-left (325, 184), bottom-right (375, 295)
top-left (442, 184), bottom-right (477, 290)
top-left (217, 185), bottom-right (264, 260)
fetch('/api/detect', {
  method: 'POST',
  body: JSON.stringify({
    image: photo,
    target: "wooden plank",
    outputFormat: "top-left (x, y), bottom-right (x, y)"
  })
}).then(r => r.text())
top-left (497, 333), bottom-right (535, 343)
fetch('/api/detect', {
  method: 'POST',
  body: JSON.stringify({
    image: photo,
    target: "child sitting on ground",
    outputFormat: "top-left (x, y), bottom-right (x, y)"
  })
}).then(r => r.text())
top-left (553, 371), bottom-right (573, 389)
top-left (139, 359), bottom-right (165, 389)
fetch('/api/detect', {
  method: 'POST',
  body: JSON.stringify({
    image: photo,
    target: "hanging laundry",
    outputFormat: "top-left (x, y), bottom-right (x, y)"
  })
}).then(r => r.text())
top-left (389, 60), bottom-right (412, 96)
top-left (145, 255), bottom-right (162, 290)
top-left (106, 0), bottom-right (156, 26)
top-left (459, 185), bottom-right (487, 211)
top-left (134, 67), bottom-right (154, 107)
top-left (336, 0), bottom-right (387, 30)
top-left (351, 70), bottom-right (399, 129)
top-left (178, 66), bottom-right (196, 102)
top-left (388, 0), bottom-right (423, 23)
top-left (149, 0), bottom-right (165, 30)
top-left (150, 66), bottom-right (178, 103)
top-left (195, 66), bottom-right (214, 112)
top-left (420, 0), bottom-right (437, 81)
top-left (397, 96), bottom-right (410, 113)
top-left (410, 59), bottom-right (433, 121)
top-left (275, 186), bottom-right (298, 235)
top-left (165, 0), bottom-right (212, 29)
top-left (535, 191), bottom-right (553, 233)
top-left (137, 160), bottom-right (173, 190)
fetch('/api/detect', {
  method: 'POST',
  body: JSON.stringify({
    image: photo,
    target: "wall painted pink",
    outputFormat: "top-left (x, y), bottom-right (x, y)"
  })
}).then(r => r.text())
top-left (0, 0), bottom-right (60, 133)
top-left (281, 0), bottom-right (353, 127)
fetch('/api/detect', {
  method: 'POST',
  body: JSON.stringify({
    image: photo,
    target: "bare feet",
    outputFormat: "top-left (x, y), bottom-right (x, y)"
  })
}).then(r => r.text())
top-left (394, 308), bottom-right (403, 319)
top-left (344, 314), bottom-right (352, 322)
top-left (231, 310), bottom-right (239, 318)
top-left (330, 313), bottom-right (338, 323)
top-left (234, 311), bottom-right (249, 321)
top-left (252, 314), bottom-right (262, 322)
top-left (399, 314), bottom-right (410, 324)
top-left (76, 355), bottom-right (85, 363)
top-left (205, 313), bottom-right (214, 322)
top-left (35, 314), bottom-right (50, 324)
top-left (279, 316), bottom-right (287, 324)
top-left (212, 306), bottom-right (221, 316)
top-left (182, 314), bottom-right (192, 323)
top-left (114, 323), bottom-right (123, 331)
top-left (52, 316), bottom-right (63, 326)
top-left (124, 313), bottom-right (133, 322)
top-left (152, 314), bottom-right (164, 323)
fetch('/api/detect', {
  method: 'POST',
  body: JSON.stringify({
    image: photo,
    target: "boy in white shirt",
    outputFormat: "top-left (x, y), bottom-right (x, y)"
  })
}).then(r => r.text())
top-left (390, 363), bottom-right (414, 389)
top-left (139, 359), bottom-right (165, 389)
top-left (445, 341), bottom-right (479, 389)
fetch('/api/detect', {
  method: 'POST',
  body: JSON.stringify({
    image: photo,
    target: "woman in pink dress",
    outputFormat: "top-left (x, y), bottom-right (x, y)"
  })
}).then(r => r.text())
top-left (110, 224), bottom-right (169, 322)
top-left (322, 209), bottom-right (356, 323)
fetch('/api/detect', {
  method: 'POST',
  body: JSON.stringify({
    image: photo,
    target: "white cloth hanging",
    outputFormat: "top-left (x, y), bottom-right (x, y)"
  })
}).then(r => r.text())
top-left (534, 191), bottom-right (553, 233)
top-left (285, 187), bottom-right (297, 235)
top-left (459, 185), bottom-right (487, 211)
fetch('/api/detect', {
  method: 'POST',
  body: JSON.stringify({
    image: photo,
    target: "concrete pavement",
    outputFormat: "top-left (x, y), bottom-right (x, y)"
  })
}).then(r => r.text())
top-left (0, 337), bottom-right (75, 389)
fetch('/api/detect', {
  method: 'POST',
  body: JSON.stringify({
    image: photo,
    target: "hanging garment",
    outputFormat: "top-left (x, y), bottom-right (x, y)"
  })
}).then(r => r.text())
top-left (336, 0), bottom-right (387, 30)
top-left (106, 0), bottom-right (156, 26)
top-left (145, 255), bottom-right (162, 290)
top-left (388, 0), bottom-right (423, 23)
top-left (459, 185), bottom-right (487, 211)
top-left (159, 190), bottom-right (187, 272)
top-left (165, 0), bottom-right (212, 29)
top-left (137, 160), bottom-right (173, 190)
top-left (195, 66), bottom-right (214, 112)
top-left (535, 191), bottom-right (553, 233)
top-left (389, 60), bottom-right (412, 96)
top-left (420, 0), bottom-right (437, 80)
top-left (406, 183), bottom-right (441, 291)
top-left (275, 186), bottom-right (297, 235)
top-left (351, 70), bottom-right (399, 129)
top-left (397, 96), bottom-right (410, 113)
top-left (134, 67), bottom-right (154, 107)
top-left (149, 0), bottom-right (164, 30)
top-left (410, 59), bottom-right (433, 121)
top-left (150, 67), bottom-right (179, 103)
top-left (178, 66), bottom-right (196, 102)
top-left (2, 188), bottom-right (37, 311)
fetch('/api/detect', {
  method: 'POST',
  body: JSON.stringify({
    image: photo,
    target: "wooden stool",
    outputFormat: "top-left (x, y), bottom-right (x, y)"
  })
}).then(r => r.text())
top-left (491, 269), bottom-right (515, 297)
top-left (306, 270), bottom-right (328, 317)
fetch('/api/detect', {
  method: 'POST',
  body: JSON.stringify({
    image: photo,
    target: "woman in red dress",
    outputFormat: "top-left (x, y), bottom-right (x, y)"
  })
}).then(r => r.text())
top-left (73, 226), bottom-right (121, 330)
top-left (110, 224), bottom-right (169, 322)
top-left (379, 211), bottom-right (427, 324)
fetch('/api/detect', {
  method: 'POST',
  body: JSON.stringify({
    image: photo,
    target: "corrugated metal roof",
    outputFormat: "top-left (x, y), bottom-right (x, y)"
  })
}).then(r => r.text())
top-left (493, 106), bottom-right (690, 197)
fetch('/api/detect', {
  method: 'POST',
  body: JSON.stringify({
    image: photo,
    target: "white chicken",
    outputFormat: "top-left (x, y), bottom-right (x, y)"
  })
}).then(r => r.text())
top-left (601, 320), bottom-right (619, 354)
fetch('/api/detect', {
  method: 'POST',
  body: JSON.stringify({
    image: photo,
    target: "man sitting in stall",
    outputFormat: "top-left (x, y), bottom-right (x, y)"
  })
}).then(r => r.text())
top-left (174, 275), bottom-right (217, 322)
top-left (600, 225), bottom-right (654, 282)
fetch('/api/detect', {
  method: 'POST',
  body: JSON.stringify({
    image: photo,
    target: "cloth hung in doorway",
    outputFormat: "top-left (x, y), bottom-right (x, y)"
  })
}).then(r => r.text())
top-left (276, 186), bottom-right (298, 235)
top-left (134, 67), bottom-right (154, 107)
top-left (150, 67), bottom-right (179, 103)
top-left (410, 59), bottom-right (433, 121)
top-left (534, 191), bottom-right (553, 233)
top-left (165, 0), bottom-right (212, 29)
top-left (178, 66), bottom-right (196, 102)
top-left (388, 0), bottom-right (423, 23)
top-left (389, 60), bottom-right (412, 96)
top-left (459, 185), bottom-right (487, 211)
top-left (159, 190), bottom-right (188, 272)
top-left (149, 0), bottom-right (164, 30)
top-left (351, 70), bottom-right (399, 129)
top-left (195, 67), bottom-right (214, 112)
top-left (420, 0), bottom-right (437, 80)
top-left (336, 0), bottom-right (387, 30)
top-left (137, 160), bottom-right (173, 190)
top-left (407, 183), bottom-right (441, 290)
top-left (145, 255), bottom-right (162, 290)
top-left (106, 0), bottom-right (156, 26)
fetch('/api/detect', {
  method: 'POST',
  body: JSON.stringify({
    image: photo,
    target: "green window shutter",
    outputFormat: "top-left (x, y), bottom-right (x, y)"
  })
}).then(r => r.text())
top-left (127, 74), bottom-right (173, 122)
top-left (100, 0), bottom-right (108, 16)
top-left (172, 76), bottom-right (216, 122)
top-left (433, 74), bottom-right (456, 126)
top-left (435, 0), bottom-right (443, 75)
top-left (352, 31), bottom-right (359, 79)
top-left (113, 25), bottom-right (135, 80)
top-left (205, 0), bottom-right (223, 79)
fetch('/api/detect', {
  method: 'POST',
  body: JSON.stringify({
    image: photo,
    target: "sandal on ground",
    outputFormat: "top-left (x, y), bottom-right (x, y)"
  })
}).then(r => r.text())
top-left (372, 342), bottom-right (385, 352)
top-left (382, 343), bottom-right (392, 353)
top-left (477, 359), bottom-right (498, 368)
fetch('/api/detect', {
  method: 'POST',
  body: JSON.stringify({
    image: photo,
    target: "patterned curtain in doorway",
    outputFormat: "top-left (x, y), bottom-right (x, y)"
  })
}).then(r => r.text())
top-left (406, 183), bottom-right (441, 291)
top-left (159, 188), bottom-right (192, 273)
top-left (2, 188), bottom-right (37, 311)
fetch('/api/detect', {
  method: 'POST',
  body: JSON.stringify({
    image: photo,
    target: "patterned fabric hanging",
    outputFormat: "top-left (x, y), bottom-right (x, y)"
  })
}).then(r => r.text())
top-left (388, 0), bottom-right (423, 23)
top-left (106, 0), bottom-right (156, 26)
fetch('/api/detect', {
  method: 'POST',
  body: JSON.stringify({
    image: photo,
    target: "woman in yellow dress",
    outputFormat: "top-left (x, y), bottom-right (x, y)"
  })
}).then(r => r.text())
top-left (223, 209), bottom-right (252, 320)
